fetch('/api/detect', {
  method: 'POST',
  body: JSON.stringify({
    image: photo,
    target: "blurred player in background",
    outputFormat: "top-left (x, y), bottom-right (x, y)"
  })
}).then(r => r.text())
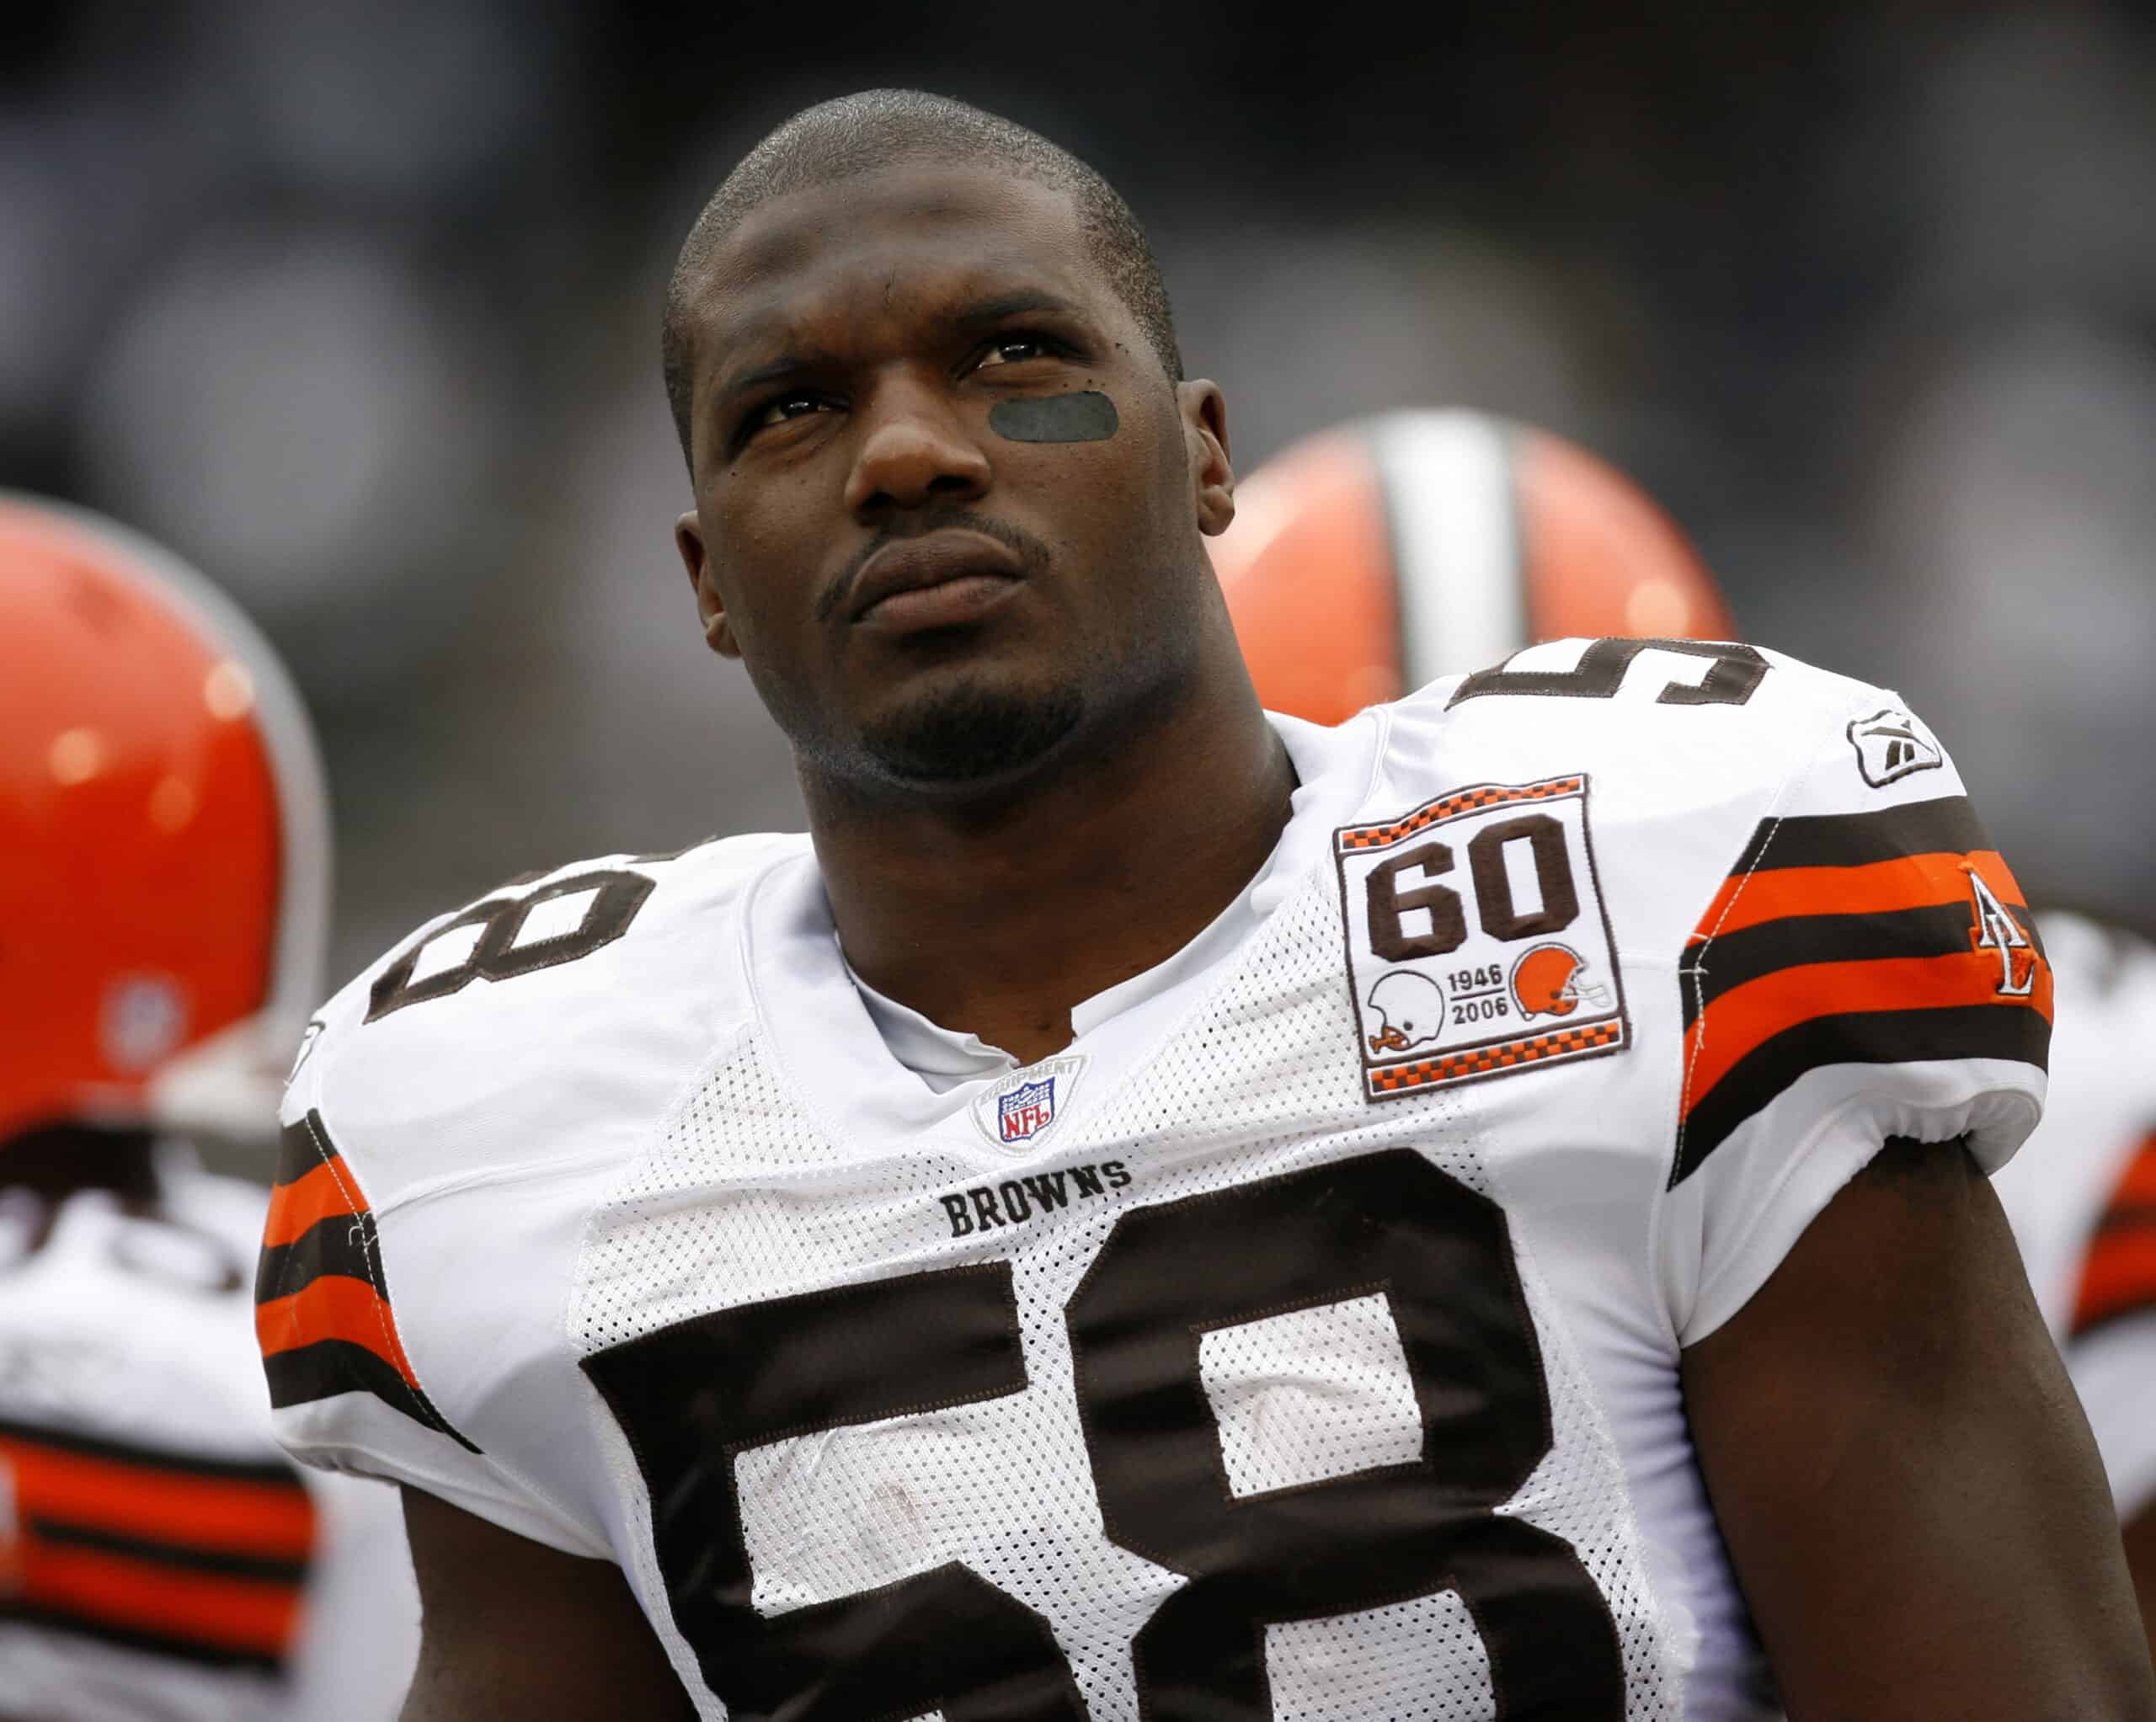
top-left (1993, 912), bottom-right (2156, 1655)
top-left (0, 496), bottom-right (417, 1719)
top-left (1216, 412), bottom-right (2156, 1670)
top-left (1208, 409), bottom-right (1733, 722)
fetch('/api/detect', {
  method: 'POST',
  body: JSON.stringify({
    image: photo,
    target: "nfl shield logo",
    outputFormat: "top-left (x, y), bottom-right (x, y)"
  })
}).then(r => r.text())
top-left (998, 1078), bottom-right (1056, 1143)
top-left (972, 1055), bottom-right (1086, 1151)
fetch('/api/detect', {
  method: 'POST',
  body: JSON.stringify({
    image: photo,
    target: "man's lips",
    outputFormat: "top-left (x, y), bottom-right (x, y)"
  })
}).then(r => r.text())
top-left (846, 530), bottom-right (1027, 632)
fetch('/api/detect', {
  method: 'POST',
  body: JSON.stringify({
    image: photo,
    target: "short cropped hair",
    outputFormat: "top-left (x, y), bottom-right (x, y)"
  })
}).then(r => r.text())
top-left (661, 89), bottom-right (1183, 465)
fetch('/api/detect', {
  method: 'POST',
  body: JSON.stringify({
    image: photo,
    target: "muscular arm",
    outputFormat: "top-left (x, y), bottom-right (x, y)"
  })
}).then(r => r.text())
top-left (1682, 1135), bottom-right (2156, 1719)
top-left (399, 1487), bottom-right (697, 1722)
top-left (2127, 1501), bottom-right (2156, 1671)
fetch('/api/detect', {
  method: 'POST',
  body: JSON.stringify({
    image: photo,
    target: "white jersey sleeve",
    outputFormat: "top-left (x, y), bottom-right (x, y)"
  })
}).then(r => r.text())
top-left (262, 980), bottom-right (579, 1549)
top-left (258, 839), bottom-right (790, 1559)
top-left (1646, 658), bottom-right (2053, 1343)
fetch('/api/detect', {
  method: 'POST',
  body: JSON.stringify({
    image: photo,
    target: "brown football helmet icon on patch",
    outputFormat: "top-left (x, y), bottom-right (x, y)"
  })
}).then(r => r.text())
top-left (1511, 944), bottom-right (1610, 1020)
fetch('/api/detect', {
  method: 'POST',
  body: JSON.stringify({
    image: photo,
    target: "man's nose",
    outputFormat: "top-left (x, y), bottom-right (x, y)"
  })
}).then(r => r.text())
top-left (844, 376), bottom-right (993, 516)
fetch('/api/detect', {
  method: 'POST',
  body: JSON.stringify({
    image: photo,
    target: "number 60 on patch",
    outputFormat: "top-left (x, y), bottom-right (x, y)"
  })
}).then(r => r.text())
top-left (1334, 774), bottom-right (1630, 1101)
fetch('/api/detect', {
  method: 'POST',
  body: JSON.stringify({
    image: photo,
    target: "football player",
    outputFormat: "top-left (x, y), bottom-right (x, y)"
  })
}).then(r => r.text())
top-left (0, 495), bottom-right (418, 1719)
top-left (1210, 415), bottom-right (2156, 1669)
top-left (1993, 913), bottom-right (2156, 1656)
top-left (261, 93), bottom-right (2154, 1719)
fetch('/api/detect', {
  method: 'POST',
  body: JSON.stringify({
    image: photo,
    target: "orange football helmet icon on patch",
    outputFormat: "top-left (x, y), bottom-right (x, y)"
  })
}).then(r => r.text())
top-left (1511, 945), bottom-right (1610, 1020)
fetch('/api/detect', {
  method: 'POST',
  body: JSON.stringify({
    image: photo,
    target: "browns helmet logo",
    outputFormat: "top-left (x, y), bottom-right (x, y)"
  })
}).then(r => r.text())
top-left (1510, 944), bottom-right (1611, 1020)
top-left (1365, 970), bottom-right (1445, 1054)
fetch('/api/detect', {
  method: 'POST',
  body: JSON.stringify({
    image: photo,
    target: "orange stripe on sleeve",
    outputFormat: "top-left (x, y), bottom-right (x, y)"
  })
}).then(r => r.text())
top-left (1694, 849), bottom-right (2025, 941)
top-left (261, 1157), bottom-right (363, 1251)
top-left (0, 1442), bottom-right (315, 1560)
top-left (1682, 948), bottom-right (2055, 1116)
top-left (255, 1275), bottom-right (419, 1389)
top-left (19, 1540), bottom-right (303, 1659)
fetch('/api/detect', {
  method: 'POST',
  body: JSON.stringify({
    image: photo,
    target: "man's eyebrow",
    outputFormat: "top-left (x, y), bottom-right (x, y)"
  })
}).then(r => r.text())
top-left (713, 349), bottom-right (832, 403)
top-left (949, 289), bottom-right (1086, 328)
top-left (710, 291), bottom-right (1086, 402)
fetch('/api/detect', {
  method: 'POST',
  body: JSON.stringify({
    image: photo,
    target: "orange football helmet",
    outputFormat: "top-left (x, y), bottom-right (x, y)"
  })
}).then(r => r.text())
top-left (1209, 410), bottom-right (1736, 724)
top-left (0, 494), bottom-right (329, 1146)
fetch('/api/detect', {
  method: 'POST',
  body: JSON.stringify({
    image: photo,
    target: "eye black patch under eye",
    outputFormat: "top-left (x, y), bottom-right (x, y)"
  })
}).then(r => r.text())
top-left (988, 391), bottom-right (1118, 444)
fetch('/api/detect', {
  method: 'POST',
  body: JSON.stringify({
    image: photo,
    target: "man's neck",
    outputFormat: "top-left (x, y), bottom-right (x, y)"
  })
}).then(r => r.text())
top-left (808, 668), bottom-right (1295, 1067)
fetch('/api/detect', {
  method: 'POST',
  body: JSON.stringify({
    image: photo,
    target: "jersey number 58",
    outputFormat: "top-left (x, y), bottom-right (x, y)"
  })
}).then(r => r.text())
top-left (583, 1149), bottom-right (1626, 1719)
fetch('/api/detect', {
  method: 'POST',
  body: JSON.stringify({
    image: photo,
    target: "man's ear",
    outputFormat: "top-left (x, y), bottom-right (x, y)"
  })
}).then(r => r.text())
top-left (675, 509), bottom-right (740, 659)
top-left (1179, 380), bottom-right (1235, 537)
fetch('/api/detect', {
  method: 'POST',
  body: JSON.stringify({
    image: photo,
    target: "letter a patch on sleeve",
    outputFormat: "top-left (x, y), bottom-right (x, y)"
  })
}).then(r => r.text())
top-left (254, 1112), bottom-right (478, 1452)
top-left (1335, 774), bottom-right (1629, 1101)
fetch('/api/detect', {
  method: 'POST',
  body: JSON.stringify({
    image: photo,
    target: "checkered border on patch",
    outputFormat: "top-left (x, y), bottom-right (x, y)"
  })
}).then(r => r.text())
top-left (1336, 776), bottom-right (1586, 853)
top-left (1367, 1019), bottom-right (1625, 1096)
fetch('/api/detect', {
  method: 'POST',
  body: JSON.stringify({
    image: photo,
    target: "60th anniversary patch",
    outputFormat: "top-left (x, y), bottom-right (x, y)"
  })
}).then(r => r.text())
top-left (1335, 774), bottom-right (1629, 1101)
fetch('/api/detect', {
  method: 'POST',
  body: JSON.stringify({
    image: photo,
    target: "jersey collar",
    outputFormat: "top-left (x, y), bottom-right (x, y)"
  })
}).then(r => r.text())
top-left (741, 709), bottom-right (1385, 1152)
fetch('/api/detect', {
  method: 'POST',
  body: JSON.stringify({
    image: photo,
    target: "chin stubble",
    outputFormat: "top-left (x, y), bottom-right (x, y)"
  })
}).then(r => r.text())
top-left (856, 677), bottom-right (1087, 786)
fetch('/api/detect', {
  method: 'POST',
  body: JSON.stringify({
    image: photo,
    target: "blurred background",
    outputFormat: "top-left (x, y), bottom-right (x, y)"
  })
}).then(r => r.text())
top-left (6, 0), bottom-right (2153, 986)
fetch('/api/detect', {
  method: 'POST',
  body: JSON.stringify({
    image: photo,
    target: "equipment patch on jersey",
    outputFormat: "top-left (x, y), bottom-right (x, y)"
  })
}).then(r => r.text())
top-left (1846, 705), bottom-right (1943, 787)
top-left (970, 1055), bottom-right (1085, 1151)
top-left (1335, 775), bottom-right (1628, 1101)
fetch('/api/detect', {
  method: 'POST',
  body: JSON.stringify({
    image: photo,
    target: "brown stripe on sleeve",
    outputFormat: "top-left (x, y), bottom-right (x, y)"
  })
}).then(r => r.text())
top-left (262, 1341), bottom-right (480, 1447)
top-left (254, 1208), bottom-right (377, 1306)
top-left (1721, 794), bottom-right (1994, 877)
top-left (1673, 1005), bottom-right (2052, 1187)
top-left (1682, 902), bottom-right (2002, 1029)
top-left (270, 1109), bottom-right (341, 1187)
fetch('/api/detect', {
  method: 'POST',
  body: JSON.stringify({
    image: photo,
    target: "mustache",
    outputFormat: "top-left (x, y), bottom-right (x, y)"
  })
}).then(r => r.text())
top-left (814, 509), bottom-right (1053, 625)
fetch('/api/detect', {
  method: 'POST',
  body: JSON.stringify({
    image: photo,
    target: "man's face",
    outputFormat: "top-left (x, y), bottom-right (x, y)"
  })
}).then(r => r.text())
top-left (675, 161), bottom-right (1233, 793)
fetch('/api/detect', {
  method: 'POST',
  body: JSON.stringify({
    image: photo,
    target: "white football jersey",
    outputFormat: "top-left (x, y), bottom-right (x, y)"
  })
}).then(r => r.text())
top-left (264, 642), bottom-right (2052, 1722)
top-left (0, 1151), bottom-right (418, 1721)
top-left (1993, 912), bottom-right (2156, 1523)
